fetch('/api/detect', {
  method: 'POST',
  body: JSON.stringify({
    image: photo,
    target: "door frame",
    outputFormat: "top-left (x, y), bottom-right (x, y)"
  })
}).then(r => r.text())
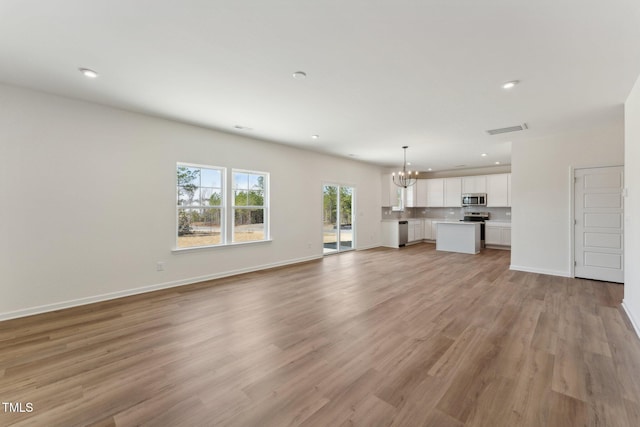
top-left (569, 164), bottom-right (624, 279)
top-left (321, 182), bottom-right (356, 255)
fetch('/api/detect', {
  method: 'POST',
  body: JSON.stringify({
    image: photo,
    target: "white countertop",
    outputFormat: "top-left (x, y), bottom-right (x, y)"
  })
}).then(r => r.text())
top-left (439, 221), bottom-right (480, 225)
top-left (485, 220), bottom-right (512, 226)
top-left (381, 218), bottom-right (448, 222)
top-left (381, 218), bottom-right (510, 224)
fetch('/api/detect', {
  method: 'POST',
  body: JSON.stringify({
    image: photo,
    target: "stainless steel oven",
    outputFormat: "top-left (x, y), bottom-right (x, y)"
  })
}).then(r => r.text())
top-left (461, 212), bottom-right (489, 248)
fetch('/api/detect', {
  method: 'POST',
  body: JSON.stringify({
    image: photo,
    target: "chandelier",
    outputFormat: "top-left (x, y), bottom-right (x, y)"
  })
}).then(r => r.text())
top-left (392, 146), bottom-right (417, 188)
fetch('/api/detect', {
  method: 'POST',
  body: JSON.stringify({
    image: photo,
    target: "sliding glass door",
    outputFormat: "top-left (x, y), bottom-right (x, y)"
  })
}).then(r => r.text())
top-left (323, 184), bottom-right (354, 254)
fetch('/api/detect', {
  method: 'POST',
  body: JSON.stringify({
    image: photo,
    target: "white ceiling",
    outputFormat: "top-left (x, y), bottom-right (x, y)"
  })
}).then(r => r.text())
top-left (1, 0), bottom-right (639, 171)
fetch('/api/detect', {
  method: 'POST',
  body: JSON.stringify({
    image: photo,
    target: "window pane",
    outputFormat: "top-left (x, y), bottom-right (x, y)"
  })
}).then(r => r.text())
top-left (249, 174), bottom-right (262, 190)
top-left (201, 168), bottom-right (222, 188)
top-left (201, 188), bottom-right (222, 206)
top-left (234, 190), bottom-right (248, 206)
top-left (177, 208), bottom-right (222, 248)
top-left (177, 166), bottom-right (200, 187)
top-left (248, 190), bottom-right (264, 206)
top-left (233, 208), bottom-right (265, 242)
top-left (178, 186), bottom-right (201, 206)
top-left (233, 172), bottom-right (249, 190)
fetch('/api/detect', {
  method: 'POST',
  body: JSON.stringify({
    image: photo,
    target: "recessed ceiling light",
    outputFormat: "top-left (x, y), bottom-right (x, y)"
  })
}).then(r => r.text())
top-left (79, 68), bottom-right (98, 78)
top-left (502, 80), bottom-right (519, 89)
top-left (234, 125), bottom-right (253, 131)
top-left (311, 134), bottom-right (319, 139)
top-left (428, 168), bottom-right (432, 171)
top-left (293, 71), bottom-right (307, 80)
top-left (495, 161), bottom-right (501, 165)
top-left (481, 153), bottom-right (488, 157)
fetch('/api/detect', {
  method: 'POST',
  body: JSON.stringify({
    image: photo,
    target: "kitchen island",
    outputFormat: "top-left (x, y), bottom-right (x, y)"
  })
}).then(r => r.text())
top-left (436, 222), bottom-right (481, 254)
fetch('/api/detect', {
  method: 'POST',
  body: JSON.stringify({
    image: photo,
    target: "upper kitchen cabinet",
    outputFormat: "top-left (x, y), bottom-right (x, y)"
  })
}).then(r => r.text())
top-left (416, 179), bottom-right (428, 207)
top-left (462, 175), bottom-right (487, 194)
top-left (486, 173), bottom-right (511, 207)
top-left (444, 177), bottom-right (462, 207)
top-left (405, 182), bottom-right (418, 207)
top-left (426, 178), bottom-right (444, 207)
top-left (381, 174), bottom-right (404, 209)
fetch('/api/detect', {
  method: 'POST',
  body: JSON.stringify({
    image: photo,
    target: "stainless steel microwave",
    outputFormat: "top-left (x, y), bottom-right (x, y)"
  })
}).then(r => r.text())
top-left (462, 193), bottom-right (487, 207)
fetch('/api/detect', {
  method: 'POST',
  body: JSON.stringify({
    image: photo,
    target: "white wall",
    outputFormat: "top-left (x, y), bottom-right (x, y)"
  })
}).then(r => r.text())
top-left (510, 120), bottom-right (624, 276)
top-left (624, 74), bottom-right (640, 335)
top-left (0, 84), bottom-right (383, 320)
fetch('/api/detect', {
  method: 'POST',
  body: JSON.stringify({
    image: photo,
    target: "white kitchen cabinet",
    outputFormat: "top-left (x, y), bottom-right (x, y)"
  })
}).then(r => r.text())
top-left (427, 220), bottom-right (441, 241)
top-left (426, 179), bottom-right (444, 207)
top-left (416, 179), bottom-right (428, 207)
top-left (423, 219), bottom-right (447, 241)
top-left (423, 219), bottom-right (433, 240)
top-left (381, 221), bottom-right (399, 248)
top-left (485, 221), bottom-right (511, 247)
top-left (462, 175), bottom-right (487, 194)
top-left (408, 219), bottom-right (423, 242)
top-left (405, 183), bottom-right (418, 208)
top-left (432, 221), bottom-right (439, 240)
top-left (444, 177), bottom-right (462, 207)
top-left (381, 174), bottom-right (404, 209)
top-left (486, 173), bottom-right (511, 207)
top-left (503, 227), bottom-right (511, 246)
top-left (381, 174), bottom-right (392, 206)
top-left (386, 173), bottom-right (510, 208)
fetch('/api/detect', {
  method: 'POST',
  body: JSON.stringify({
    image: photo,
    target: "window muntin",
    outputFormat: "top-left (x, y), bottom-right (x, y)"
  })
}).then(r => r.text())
top-left (177, 164), bottom-right (225, 248)
top-left (232, 170), bottom-right (268, 243)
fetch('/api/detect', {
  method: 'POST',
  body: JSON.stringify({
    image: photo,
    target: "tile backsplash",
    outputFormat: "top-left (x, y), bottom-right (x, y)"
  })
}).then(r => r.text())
top-left (381, 206), bottom-right (512, 221)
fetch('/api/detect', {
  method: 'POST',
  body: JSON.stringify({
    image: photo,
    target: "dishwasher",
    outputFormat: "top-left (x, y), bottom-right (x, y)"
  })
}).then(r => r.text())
top-left (398, 220), bottom-right (409, 247)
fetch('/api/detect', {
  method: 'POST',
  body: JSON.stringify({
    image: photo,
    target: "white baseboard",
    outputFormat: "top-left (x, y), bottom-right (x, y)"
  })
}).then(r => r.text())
top-left (622, 301), bottom-right (640, 339)
top-left (0, 255), bottom-right (323, 322)
top-left (509, 264), bottom-right (572, 278)
top-left (356, 243), bottom-right (383, 251)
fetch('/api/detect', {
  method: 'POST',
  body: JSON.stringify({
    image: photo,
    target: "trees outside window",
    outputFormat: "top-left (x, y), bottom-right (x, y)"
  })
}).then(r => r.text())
top-left (232, 170), bottom-right (268, 243)
top-left (176, 165), bottom-right (269, 248)
top-left (177, 164), bottom-right (224, 248)
top-left (323, 184), bottom-right (354, 254)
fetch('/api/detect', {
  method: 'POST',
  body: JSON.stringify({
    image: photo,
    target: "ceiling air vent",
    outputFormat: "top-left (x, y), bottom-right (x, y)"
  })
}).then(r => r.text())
top-left (486, 123), bottom-right (528, 135)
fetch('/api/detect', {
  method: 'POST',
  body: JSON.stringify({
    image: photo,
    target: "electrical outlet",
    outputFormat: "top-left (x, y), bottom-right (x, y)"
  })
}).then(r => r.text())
top-left (156, 261), bottom-right (165, 271)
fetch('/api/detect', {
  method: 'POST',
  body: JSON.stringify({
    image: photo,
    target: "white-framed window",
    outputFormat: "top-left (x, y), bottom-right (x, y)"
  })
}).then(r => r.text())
top-left (232, 169), bottom-right (269, 243)
top-left (176, 163), bottom-right (225, 248)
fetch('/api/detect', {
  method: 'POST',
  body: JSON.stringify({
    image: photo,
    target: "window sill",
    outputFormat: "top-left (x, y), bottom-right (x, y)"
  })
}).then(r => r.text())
top-left (172, 239), bottom-right (273, 253)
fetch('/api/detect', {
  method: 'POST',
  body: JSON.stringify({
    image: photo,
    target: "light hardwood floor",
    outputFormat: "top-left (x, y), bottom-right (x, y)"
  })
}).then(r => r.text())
top-left (2, 244), bottom-right (640, 426)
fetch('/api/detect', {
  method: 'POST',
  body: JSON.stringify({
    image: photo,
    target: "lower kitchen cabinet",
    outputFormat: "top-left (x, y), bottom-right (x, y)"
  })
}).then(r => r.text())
top-left (423, 219), bottom-right (433, 240)
top-left (408, 219), bottom-right (423, 243)
top-left (485, 222), bottom-right (511, 248)
top-left (422, 219), bottom-right (445, 241)
top-left (382, 218), bottom-right (445, 246)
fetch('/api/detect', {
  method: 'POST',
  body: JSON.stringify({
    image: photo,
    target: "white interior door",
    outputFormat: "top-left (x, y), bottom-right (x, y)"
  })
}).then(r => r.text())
top-left (574, 166), bottom-right (624, 283)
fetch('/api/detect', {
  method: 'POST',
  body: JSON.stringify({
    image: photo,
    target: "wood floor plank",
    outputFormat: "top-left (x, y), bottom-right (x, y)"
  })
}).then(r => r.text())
top-left (504, 349), bottom-right (555, 427)
top-left (547, 391), bottom-right (590, 427)
top-left (1, 244), bottom-right (639, 426)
